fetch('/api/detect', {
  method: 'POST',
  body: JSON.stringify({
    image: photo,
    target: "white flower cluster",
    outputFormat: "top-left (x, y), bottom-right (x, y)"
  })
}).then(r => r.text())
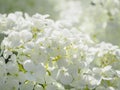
top-left (0, 0), bottom-right (120, 45)
top-left (0, 12), bottom-right (120, 90)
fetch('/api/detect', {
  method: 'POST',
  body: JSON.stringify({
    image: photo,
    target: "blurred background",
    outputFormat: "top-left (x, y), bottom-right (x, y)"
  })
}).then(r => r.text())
top-left (0, 0), bottom-right (58, 19)
top-left (0, 0), bottom-right (120, 46)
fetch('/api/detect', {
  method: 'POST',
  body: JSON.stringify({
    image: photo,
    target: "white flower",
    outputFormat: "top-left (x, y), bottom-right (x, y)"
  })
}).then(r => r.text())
top-left (0, 57), bottom-right (6, 76)
top-left (1, 76), bottom-right (19, 90)
top-left (59, 72), bottom-right (73, 85)
top-left (56, 68), bottom-right (73, 85)
top-left (0, 10), bottom-right (120, 90)
top-left (101, 66), bottom-right (116, 80)
top-left (6, 62), bottom-right (18, 74)
top-left (20, 30), bottom-right (33, 42)
top-left (2, 31), bottom-right (21, 48)
top-left (114, 49), bottom-right (120, 59)
top-left (33, 64), bottom-right (46, 79)
top-left (46, 84), bottom-right (57, 90)
top-left (23, 59), bottom-right (35, 72)
top-left (34, 84), bottom-right (43, 90)
top-left (3, 50), bottom-right (12, 59)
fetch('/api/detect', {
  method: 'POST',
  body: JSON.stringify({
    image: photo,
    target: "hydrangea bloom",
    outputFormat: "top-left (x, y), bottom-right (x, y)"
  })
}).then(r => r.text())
top-left (0, 11), bottom-right (120, 90)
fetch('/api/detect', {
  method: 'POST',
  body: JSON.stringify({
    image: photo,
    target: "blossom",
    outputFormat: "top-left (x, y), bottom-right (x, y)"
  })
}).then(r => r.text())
top-left (0, 11), bottom-right (120, 90)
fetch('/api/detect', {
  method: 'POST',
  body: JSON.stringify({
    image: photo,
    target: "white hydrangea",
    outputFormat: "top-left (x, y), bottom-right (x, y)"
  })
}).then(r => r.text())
top-left (0, 10), bottom-right (120, 90)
